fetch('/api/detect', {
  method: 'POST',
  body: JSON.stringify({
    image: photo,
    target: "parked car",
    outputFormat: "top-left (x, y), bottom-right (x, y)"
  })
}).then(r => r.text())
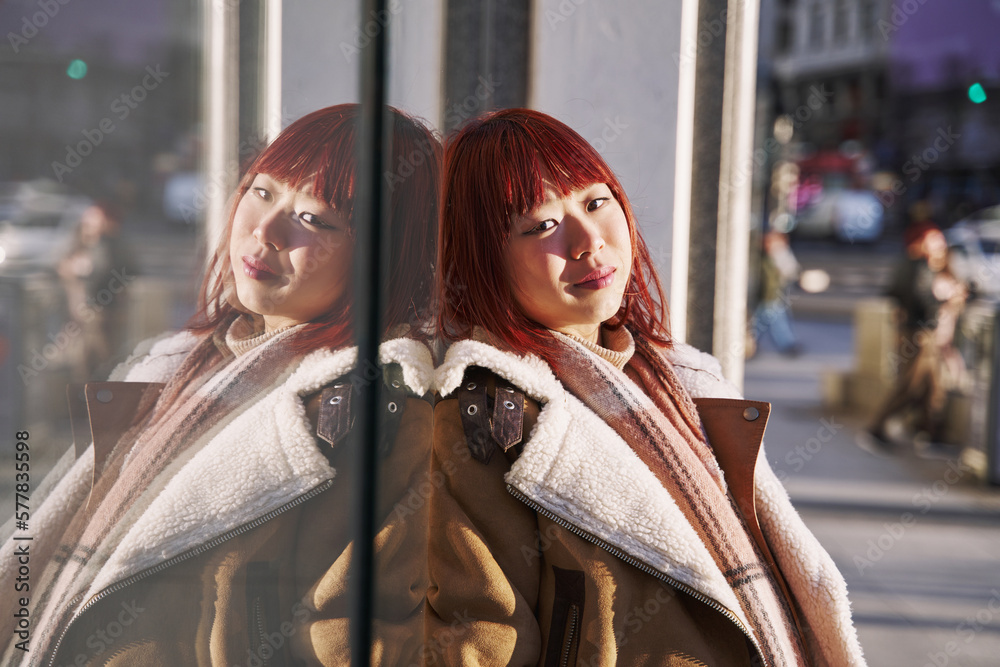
top-left (0, 180), bottom-right (92, 271)
top-left (945, 205), bottom-right (1000, 298)
top-left (794, 187), bottom-right (884, 243)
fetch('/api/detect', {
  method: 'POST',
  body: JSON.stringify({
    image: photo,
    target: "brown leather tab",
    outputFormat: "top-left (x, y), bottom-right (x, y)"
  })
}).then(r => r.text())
top-left (491, 385), bottom-right (524, 451)
top-left (694, 397), bottom-right (814, 654)
top-left (85, 382), bottom-right (164, 498)
top-left (317, 382), bottom-right (353, 445)
top-left (67, 384), bottom-right (91, 459)
top-left (458, 368), bottom-right (494, 464)
top-left (693, 397), bottom-right (770, 545)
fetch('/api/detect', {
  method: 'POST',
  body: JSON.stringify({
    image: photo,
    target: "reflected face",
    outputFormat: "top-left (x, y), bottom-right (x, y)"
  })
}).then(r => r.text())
top-left (229, 173), bottom-right (353, 331)
top-left (506, 182), bottom-right (632, 342)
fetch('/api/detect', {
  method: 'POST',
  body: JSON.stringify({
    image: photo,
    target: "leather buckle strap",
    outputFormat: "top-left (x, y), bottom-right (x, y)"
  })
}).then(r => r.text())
top-left (457, 367), bottom-right (525, 464)
top-left (317, 381), bottom-right (354, 446)
top-left (316, 364), bottom-right (414, 454)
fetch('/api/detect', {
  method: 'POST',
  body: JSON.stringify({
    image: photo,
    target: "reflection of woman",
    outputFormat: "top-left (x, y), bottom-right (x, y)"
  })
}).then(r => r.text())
top-left (1, 105), bottom-right (439, 665)
top-left (428, 109), bottom-right (865, 666)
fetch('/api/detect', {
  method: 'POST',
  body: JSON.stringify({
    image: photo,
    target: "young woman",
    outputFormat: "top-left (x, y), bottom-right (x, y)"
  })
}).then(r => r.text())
top-left (0, 104), bottom-right (439, 666)
top-left (428, 108), bottom-right (866, 666)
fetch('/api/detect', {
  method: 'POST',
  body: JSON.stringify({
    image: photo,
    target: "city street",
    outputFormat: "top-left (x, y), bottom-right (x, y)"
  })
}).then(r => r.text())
top-left (749, 307), bottom-right (1000, 666)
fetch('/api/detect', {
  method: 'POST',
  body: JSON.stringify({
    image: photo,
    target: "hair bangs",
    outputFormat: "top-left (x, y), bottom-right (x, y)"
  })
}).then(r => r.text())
top-left (250, 109), bottom-right (360, 224)
top-left (488, 114), bottom-right (615, 229)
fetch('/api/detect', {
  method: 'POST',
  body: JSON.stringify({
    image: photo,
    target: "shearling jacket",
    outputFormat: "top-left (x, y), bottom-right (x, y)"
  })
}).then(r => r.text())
top-left (0, 332), bottom-right (435, 667)
top-left (425, 338), bottom-right (866, 667)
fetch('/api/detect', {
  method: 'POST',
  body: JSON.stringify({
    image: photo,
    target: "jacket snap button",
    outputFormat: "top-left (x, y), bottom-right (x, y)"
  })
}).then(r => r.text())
top-left (466, 382), bottom-right (477, 390)
top-left (391, 380), bottom-right (401, 388)
top-left (96, 389), bottom-right (113, 403)
top-left (329, 396), bottom-right (342, 405)
top-left (387, 401), bottom-right (398, 413)
top-left (467, 404), bottom-right (478, 415)
top-left (743, 406), bottom-right (759, 421)
top-left (504, 400), bottom-right (515, 410)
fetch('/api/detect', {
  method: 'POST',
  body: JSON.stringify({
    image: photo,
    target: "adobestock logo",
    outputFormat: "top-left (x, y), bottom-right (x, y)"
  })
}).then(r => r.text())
top-left (7, 0), bottom-right (71, 53)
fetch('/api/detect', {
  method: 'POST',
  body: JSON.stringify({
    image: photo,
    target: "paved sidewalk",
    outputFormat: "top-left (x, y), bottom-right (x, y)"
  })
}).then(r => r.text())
top-left (747, 318), bottom-right (1000, 667)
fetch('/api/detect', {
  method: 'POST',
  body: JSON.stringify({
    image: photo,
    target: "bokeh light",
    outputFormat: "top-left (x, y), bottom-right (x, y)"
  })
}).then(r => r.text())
top-left (66, 59), bottom-right (88, 79)
top-left (969, 82), bottom-right (987, 103)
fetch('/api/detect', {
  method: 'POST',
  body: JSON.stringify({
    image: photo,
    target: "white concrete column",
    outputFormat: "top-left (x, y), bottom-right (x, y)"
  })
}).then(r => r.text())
top-left (202, 0), bottom-right (239, 248)
top-left (714, 0), bottom-right (761, 389)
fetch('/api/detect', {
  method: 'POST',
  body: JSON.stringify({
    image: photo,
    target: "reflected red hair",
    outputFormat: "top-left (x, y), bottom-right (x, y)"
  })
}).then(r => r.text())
top-left (438, 108), bottom-right (669, 365)
top-left (188, 104), bottom-right (440, 352)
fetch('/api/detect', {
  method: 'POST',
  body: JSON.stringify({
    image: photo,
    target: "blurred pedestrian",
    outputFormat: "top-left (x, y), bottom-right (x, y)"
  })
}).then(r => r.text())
top-left (860, 226), bottom-right (968, 456)
top-left (57, 202), bottom-right (129, 380)
top-left (751, 229), bottom-right (802, 356)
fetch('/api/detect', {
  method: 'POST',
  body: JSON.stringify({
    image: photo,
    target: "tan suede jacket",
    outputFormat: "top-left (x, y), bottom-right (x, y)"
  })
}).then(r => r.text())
top-left (0, 334), bottom-right (435, 667)
top-left (425, 339), bottom-right (866, 667)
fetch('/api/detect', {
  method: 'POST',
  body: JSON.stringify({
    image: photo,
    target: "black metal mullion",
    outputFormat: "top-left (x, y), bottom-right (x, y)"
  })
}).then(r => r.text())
top-left (350, 0), bottom-right (389, 663)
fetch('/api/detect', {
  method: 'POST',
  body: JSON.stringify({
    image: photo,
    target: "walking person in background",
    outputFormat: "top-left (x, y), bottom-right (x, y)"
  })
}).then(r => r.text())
top-left (58, 202), bottom-right (130, 381)
top-left (861, 224), bottom-right (968, 457)
top-left (751, 229), bottom-right (803, 357)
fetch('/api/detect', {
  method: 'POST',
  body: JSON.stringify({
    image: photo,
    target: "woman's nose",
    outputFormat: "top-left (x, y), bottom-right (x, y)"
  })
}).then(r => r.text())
top-left (253, 208), bottom-right (287, 251)
top-left (568, 215), bottom-right (605, 260)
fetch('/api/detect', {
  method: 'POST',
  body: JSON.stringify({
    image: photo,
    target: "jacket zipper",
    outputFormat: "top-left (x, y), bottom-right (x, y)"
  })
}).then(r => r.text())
top-left (46, 479), bottom-right (335, 667)
top-left (252, 596), bottom-right (270, 667)
top-left (507, 484), bottom-right (770, 667)
top-left (559, 604), bottom-right (579, 667)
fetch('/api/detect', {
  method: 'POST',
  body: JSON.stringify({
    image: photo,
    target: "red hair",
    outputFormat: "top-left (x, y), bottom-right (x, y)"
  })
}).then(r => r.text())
top-left (188, 104), bottom-right (440, 353)
top-left (438, 108), bottom-right (669, 365)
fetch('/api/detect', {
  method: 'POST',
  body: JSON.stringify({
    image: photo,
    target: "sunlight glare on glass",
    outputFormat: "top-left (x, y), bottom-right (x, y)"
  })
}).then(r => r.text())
top-left (66, 59), bottom-right (88, 80)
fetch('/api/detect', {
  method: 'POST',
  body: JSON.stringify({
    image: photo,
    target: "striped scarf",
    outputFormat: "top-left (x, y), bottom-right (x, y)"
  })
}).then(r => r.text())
top-left (22, 318), bottom-right (304, 666)
top-left (550, 330), bottom-right (807, 667)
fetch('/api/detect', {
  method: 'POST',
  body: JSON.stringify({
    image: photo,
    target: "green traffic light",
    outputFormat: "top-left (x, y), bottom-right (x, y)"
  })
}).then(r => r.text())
top-left (66, 59), bottom-right (87, 79)
top-left (968, 82), bottom-right (987, 104)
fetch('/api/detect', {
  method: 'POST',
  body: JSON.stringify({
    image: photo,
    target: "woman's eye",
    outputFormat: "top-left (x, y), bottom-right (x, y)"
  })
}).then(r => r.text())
top-left (587, 197), bottom-right (610, 212)
top-left (298, 212), bottom-right (327, 228)
top-left (298, 211), bottom-right (344, 232)
top-left (527, 219), bottom-right (557, 234)
top-left (252, 187), bottom-right (272, 201)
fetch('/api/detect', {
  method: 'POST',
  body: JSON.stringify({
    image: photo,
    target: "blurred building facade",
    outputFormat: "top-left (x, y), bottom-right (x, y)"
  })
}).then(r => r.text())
top-left (757, 0), bottom-right (1000, 228)
top-left (764, 0), bottom-right (889, 150)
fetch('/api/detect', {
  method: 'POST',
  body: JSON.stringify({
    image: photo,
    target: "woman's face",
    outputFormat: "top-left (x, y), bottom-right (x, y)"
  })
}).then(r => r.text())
top-left (229, 173), bottom-right (353, 331)
top-left (506, 182), bottom-right (632, 343)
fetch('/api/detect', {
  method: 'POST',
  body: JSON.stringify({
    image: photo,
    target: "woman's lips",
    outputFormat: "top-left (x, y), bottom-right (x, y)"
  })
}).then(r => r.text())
top-left (574, 266), bottom-right (616, 290)
top-left (242, 255), bottom-right (277, 280)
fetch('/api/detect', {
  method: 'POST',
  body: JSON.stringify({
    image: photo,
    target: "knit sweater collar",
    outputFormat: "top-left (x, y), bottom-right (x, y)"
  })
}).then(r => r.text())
top-left (224, 315), bottom-right (296, 356)
top-left (563, 325), bottom-right (635, 370)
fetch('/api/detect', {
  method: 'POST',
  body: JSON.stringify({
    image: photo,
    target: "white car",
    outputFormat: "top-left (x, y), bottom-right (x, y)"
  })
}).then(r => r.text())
top-left (945, 206), bottom-right (1000, 297)
top-left (0, 181), bottom-right (91, 271)
top-left (793, 188), bottom-right (884, 243)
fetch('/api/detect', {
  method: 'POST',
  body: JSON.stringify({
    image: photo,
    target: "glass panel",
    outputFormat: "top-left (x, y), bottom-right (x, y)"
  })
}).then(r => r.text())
top-left (0, 0), bottom-right (202, 487)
